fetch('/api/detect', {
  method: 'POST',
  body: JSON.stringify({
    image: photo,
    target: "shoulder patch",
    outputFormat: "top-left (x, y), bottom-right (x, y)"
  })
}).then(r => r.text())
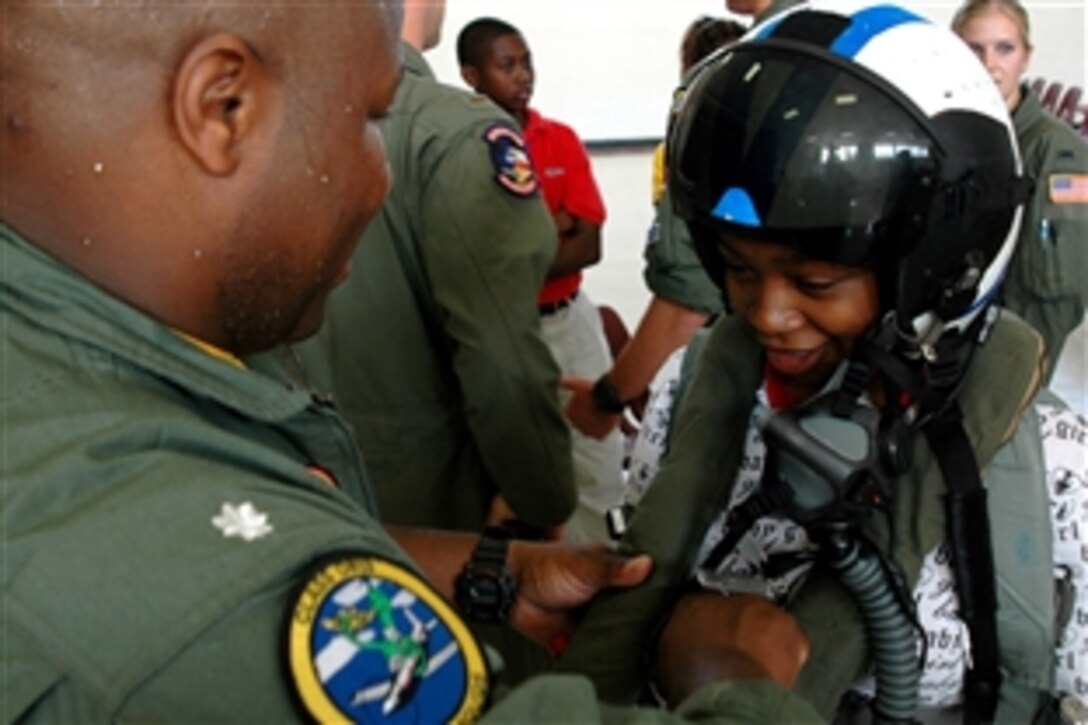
top-left (1049, 173), bottom-right (1088, 204)
top-left (287, 554), bottom-right (489, 723)
top-left (483, 123), bottom-right (538, 198)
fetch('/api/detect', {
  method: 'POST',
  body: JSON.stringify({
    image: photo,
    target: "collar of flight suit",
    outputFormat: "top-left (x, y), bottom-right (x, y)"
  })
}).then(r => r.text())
top-left (1011, 82), bottom-right (1045, 139)
top-left (1, 223), bottom-right (316, 424)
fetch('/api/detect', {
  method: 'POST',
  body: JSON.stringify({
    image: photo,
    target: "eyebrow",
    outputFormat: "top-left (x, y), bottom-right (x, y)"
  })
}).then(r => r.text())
top-left (719, 239), bottom-right (804, 265)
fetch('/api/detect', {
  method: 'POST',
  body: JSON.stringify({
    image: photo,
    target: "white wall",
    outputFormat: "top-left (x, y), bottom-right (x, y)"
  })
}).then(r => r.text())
top-left (427, 0), bottom-right (1087, 143)
top-left (580, 149), bottom-right (656, 330)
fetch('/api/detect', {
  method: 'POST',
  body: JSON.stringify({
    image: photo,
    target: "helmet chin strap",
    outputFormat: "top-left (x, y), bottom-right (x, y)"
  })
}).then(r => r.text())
top-left (867, 302), bottom-right (1000, 424)
top-left (861, 308), bottom-right (1004, 724)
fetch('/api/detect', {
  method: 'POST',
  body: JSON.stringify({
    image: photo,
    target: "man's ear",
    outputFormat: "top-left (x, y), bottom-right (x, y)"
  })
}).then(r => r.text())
top-left (173, 33), bottom-right (269, 176)
top-left (460, 64), bottom-right (480, 91)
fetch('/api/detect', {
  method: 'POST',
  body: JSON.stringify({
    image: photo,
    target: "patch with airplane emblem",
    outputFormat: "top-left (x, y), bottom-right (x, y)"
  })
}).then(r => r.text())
top-left (287, 554), bottom-right (489, 723)
top-left (483, 123), bottom-right (538, 198)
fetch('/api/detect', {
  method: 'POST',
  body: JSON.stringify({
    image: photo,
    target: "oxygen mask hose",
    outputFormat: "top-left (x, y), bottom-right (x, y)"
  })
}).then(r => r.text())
top-left (758, 401), bottom-right (922, 723)
top-left (823, 530), bottom-right (920, 724)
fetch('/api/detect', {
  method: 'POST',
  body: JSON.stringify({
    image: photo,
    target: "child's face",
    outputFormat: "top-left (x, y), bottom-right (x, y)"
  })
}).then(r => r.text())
top-left (473, 32), bottom-right (534, 118)
top-left (719, 235), bottom-right (880, 403)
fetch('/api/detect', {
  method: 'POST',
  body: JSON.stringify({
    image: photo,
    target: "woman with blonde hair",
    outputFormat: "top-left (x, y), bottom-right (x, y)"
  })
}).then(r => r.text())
top-left (953, 0), bottom-right (1086, 381)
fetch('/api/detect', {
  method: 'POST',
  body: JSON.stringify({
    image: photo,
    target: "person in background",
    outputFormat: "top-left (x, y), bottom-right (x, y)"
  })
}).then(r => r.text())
top-left (457, 17), bottom-right (625, 546)
top-left (651, 17), bottom-right (749, 206)
top-left (953, 0), bottom-right (1087, 383)
top-left (298, 0), bottom-right (576, 540)
top-left (2, 2), bottom-right (820, 721)
top-left (558, 2), bottom-right (1080, 721)
top-left (1050, 317), bottom-right (1087, 414)
top-left (297, 0), bottom-right (585, 685)
top-left (724, 0), bottom-right (795, 22)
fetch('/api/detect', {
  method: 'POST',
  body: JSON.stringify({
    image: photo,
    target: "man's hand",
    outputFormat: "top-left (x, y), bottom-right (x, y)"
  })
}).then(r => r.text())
top-left (654, 591), bottom-right (810, 708)
top-left (507, 542), bottom-right (652, 649)
top-left (561, 376), bottom-right (623, 439)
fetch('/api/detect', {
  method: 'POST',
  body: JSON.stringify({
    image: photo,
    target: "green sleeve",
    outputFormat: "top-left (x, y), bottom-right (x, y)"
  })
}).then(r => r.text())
top-left (483, 676), bottom-right (821, 724)
top-left (556, 317), bottom-right (762, 701)
top-left (4, 408), bottom-right (409, 720)
top-left (642, 190), bottom-right (725, 316)
top-left (417, 122), bottom-right (577, 528)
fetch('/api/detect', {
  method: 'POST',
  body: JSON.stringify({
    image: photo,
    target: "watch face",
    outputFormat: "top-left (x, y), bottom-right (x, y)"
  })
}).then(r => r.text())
top-left (456, 565), bottom-right (515, 624)
top-left (466, 572), bottom-right (501, 607)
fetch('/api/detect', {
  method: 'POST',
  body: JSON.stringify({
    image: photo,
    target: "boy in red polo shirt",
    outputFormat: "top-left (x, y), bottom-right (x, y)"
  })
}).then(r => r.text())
top-left (458, 18), bottom-right (624, 546)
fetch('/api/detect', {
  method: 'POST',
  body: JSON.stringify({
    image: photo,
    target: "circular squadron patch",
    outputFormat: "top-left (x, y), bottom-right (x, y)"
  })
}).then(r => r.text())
top-left (483, 123), bottom-right (538, 198)
top-left (287, 555), bottom-right (489, 723)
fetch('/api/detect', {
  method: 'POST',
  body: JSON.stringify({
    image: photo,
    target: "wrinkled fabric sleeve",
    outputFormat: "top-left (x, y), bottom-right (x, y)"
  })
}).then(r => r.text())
top-left (415, 124), bottom-right (577, 529)
top-left (556, 317), bottom-right (762, 701)
top-left (643, 190), bottom-right (725, 315)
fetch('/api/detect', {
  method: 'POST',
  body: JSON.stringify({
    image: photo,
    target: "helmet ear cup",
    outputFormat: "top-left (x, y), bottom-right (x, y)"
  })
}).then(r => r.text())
top-left (890, 111), bottom-right (1023, 332)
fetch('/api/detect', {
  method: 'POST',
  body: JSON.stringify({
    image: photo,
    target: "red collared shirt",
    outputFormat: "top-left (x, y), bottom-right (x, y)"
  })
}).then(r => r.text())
top-left (522, 108), bottom-right (606, 305)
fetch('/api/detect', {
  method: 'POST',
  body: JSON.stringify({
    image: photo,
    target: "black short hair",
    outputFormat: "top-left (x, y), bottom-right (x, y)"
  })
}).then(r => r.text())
top-left (681, 16), bottom-right (747, 72)
top-left (457, 17), bottom-right (522, 67)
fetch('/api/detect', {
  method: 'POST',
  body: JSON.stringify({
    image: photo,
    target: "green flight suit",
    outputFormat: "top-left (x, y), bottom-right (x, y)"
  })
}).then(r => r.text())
top-left (558, 313), bottom-right (1056, 722)
top-left (1002, 86), bottom-right (1088, 376)
top-left (643, 189), bottom-right (725, 316)
top-left (297, 44), bottom-right (575, 534)
top-left (2, 223), bottom-right (392, 720)
top-left (1, 224), bottom-right (821, 723)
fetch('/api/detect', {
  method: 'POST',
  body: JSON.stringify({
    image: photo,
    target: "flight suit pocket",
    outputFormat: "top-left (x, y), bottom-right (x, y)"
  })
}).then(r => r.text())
top-left (1022, 201), bottom-right (1086, 300)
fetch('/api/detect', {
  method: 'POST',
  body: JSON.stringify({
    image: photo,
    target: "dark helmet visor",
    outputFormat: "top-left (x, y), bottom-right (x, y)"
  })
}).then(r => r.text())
top-left (669, 42), bottom-right (941, 267)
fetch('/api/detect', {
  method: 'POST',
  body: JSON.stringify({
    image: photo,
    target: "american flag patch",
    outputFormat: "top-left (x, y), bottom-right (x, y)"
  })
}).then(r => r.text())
top-left (1049, 173), bottom-right (1088, 204)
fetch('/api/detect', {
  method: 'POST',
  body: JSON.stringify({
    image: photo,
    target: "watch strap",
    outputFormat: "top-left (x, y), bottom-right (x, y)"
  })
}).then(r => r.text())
top-left (455, 526), bottom-right (517, 624)
top-left (592, 374), bottom-right (627, 413)
top-left (475, 525), bottom-right (513, 566)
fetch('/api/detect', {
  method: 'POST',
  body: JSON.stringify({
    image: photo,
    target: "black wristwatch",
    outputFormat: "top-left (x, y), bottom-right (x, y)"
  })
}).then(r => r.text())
top-left (591, 374), bottom-right (627, 414)
top-left (455, 526), bottom-right (517, 624)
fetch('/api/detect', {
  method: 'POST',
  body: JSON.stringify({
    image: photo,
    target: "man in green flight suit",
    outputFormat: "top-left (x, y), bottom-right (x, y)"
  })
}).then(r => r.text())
top-left (0, 1), bottom-right (815, 722)
top-left (297, 0), bottom-right (577, 540)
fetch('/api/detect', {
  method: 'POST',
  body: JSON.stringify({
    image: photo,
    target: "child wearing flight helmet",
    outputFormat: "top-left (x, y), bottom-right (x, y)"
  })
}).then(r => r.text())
top-left (558, 2), bottom-right (1084, 722)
